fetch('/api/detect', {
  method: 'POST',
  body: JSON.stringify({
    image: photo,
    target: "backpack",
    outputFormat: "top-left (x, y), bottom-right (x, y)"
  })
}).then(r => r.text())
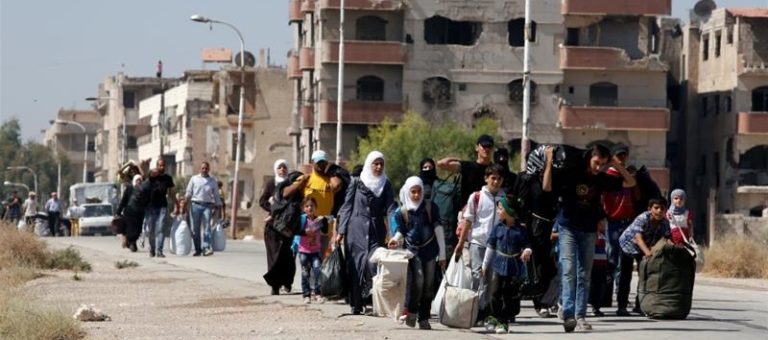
top-left (327, 164), bottom-right (351, 217)
top-left (431, 175), bottom-right (462, 228)
top-left (455, 192), bottom-right (481, 237)
top-left (270, 171), bottom-right (304, 238)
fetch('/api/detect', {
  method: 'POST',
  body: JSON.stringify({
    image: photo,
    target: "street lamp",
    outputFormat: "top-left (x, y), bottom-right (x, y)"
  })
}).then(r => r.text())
top-left (190, 14), bottom-right (246, 239)
top-left (6, 166), bottom-right (37, 194)
top-left (3, 181), bottom-right (30, 192)
top-left (86, 96), bottom-right (125, 164)
top-left (52, 119), bottom-right (88, 183)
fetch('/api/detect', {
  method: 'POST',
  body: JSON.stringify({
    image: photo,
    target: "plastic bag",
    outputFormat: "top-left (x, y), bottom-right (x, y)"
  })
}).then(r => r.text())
top-left (170, 218), bottom-right (192, 256)
top-left (211, 220), bottom-right (226, 252)
top-left (17, 219), bottom-right (27, 231)
top-left (320, 246), bottom-right (347, 300)
top-left (431, 250), bottom-right (472, 315)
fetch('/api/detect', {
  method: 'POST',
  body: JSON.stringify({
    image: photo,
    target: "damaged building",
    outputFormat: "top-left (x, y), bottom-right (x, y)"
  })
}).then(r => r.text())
top-left (681, 7), bottom-right (768, 237)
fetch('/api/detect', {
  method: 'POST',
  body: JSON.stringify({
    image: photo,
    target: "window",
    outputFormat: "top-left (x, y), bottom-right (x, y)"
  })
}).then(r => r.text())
top-left (752, 86), bottom-right (768, 111)
top-left (568, 86), bottom-right (575, 94)
top-left (566, 28), bottom-right (579, 46)
top-left (713, 152), bottom-right (720, 187)
top-left (589, 82), bottom-right (618, 106)
top-left (356, 76), bottom-right (384, 101)
top-left (356, 16), bottom-right (387, 41)
top-left (715, 31), bottom-right (721, 58)
top-left (508, 79), bottom-right (537, 103)
top-left (726, 96), bottom-right (732, 113)
top-left (123, 91), bottom-right (135, 108)
top-left (87, 140), bottom-right (95, 152)
top-left (126, 136), bottom-right (138, 149)
top-left (702, 34), bottom-right (709, 61)
top-left (508, 18), bottom-right (537, 47)
top-left (231, 133), bottom-right (245, 161)
top-left (727, 27), bottom-right (734, 44)
top-left (424, 16), bottom-right (482, 46)
top-left (714, 94), bottom-right (720, 115)
top-left (701, 96), bottom-right (708, 117)
top-left (422, 77), bottom-right (452, 108)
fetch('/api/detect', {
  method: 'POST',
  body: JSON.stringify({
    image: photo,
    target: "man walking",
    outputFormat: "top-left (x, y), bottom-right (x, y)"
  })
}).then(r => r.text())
top-left (184, 161), bottom-right (223, 256)
top-left (45, 192), bottom-right (63, 237)
top-left (145, 159), bottom-right (175, 258)
top-left (23, 192), bottom-right (38, 227)
top-left (5, 191), bottom-right (21, 223)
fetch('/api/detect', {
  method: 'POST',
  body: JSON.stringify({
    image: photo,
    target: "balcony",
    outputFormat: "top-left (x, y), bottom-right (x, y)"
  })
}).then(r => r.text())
top-left (301, 105), bottom-right (315, 129)
top-left (559, 106), bottom-right (669, 131)
top-left (737, 56), bottom-right (768, 76)
top-left (648, 168), bottom-right (670, 194)
top-left (299, 47), bottom-right (315, 70)
top-left (318, 100), bottom-right (402, 124)
top-left (737, 112), bottom-right (768, 135)
top-left (319, 0), bottom-right (401, 11)
top-left (287, 54), bottom-right (302, 79)
top-left (321, 41), bottom-right (406, 65)
top-left (562, 0), bottom-right (671, 16)
top-left (289, 0), bottom-right (302, 22)
top-left (560, 46), bottom-right (667, 72)
top-left (301, 0), bottom-right (315, 13)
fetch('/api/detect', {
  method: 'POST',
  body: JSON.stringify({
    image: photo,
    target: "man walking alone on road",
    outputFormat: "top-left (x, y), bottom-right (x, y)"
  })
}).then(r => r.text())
top-left (45, 192), bottom-right (63, 237)
top-left (184, 161), bottom-right (223, 256)
top-left (145, 159), bottom-right (176, 258)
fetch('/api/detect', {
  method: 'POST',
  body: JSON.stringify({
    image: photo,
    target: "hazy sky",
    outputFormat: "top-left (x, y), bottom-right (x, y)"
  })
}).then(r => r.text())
top-left (1, 0), bottom-right (766, 142)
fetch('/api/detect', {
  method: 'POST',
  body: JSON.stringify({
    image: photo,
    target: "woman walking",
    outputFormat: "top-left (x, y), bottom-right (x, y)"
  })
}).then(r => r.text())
top-left (259, 159), bottom-right (296, 295)
top-left (117, 174), bottom-right (146, 252)
top-left (336, 151), bottom-right (396, 315)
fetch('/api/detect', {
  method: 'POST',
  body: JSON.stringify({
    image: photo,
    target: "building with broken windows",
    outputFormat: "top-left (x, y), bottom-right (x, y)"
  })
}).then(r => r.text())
top-left (680, 7), bottom-right (768, 234)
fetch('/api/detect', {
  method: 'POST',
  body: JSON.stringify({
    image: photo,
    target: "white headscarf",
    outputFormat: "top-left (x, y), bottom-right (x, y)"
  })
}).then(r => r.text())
top-left (360, 151), bottom-right (387, 197)
top-left (132, 174), bottom-right (142, 187)
top-left (399, 176), bottom-right (424, 211)
top-left (273, 159), bottom-right (288, 183)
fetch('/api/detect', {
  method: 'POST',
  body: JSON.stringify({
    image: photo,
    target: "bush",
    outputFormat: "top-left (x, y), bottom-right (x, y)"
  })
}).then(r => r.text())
top-left (703, 234), bottom-right (768, 279)
top-left (46, 247), bottom-right (92, 273)
top-left (351, 112), bottom-right (499, 189)
top-left (0, 223), bottom-right (48, 270)
top-left (0, 290), bottom-right (84, 340)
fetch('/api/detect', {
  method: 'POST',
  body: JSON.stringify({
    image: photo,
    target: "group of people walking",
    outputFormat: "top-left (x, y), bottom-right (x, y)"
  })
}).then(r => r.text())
top-left (3, 189), bottom-right (69, 237)
top-left (260, 134), bottom-right (695, 333)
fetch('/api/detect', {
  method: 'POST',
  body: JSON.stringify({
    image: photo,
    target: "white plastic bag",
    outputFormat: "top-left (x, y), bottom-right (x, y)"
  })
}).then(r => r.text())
top-left (17, 219), bottom-right (27, 231)
top-left (431, 250), bottom-right (472, 315)
top-left (170, 218), bottom-right (192, 256)
top-left (211, 220), bottom-right (226, 252)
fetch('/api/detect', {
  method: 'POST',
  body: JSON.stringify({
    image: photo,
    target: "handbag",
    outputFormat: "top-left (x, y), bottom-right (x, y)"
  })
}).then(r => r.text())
top-left (111, 216), bottom-right (126, 235)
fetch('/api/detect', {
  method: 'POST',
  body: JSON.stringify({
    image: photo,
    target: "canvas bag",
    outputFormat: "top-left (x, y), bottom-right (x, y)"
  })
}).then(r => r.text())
top-left (369, 248), bottom-right (411, 320)
top-left (431, 250), bottom-right (472, 315)
top-left (439, 284), bottom-right (479, 329)
top-left (638, 240), bottom-right (696, 319)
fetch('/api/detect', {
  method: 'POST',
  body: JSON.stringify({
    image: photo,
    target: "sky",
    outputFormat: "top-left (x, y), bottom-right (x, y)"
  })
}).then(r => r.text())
top-left (1, 0), bottom-right (766, 142)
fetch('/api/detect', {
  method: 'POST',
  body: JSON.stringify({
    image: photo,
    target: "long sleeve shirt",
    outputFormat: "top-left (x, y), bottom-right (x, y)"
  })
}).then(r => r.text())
top-left (462, 186), bottom-right (505, 246)
top-left (185, 174), bottom-right (222, 206)
top-left (482, 222), bottom-right (532, 277)
top-left (44, 198), bottom-right (62, 213)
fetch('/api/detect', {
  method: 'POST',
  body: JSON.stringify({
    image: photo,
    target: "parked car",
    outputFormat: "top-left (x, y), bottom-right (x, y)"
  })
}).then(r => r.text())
top-left (78, 203), bottom-right (114, 236)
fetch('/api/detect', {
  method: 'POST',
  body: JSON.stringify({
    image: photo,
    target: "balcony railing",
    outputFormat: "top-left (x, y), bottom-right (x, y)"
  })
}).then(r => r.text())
top-left (560, 46), bottom-right (667, 71)
top-left (318, 100), bottom-right (402, 124)
top-left (321, 40), bottom-right (406, 65)
top-left (319, 0), bottom-right (401, 11)
top-left (301, 105), bottom-right (315, 129)
top-left (301, 0), bottom-right (316, 13)
top-left (562, 0), bottom-right (671, 16)
top-left (300, 47), bottom-right (315, 70)
top-left (737, 112), bottom-right (768, 135)
top-left (289, 0), bottom-right (302, 22)
top-left (559, 105), bottom-right (669, 131)
top-left (287, 54), bottom-right (302, 79)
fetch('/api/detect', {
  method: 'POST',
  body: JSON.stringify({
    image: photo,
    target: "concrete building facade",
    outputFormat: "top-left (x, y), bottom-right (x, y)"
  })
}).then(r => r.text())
top-left (43, 109), bottom-right (100, 183)
top-left (681, 8), bottom-right (768, 231)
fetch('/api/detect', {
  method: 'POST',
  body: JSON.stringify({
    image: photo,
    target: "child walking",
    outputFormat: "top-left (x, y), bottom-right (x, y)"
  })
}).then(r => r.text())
top-left (297, 197), bottom-right (329, 304)
top-left (389, 176), bottom-right (446, 330)
top-left (667, 189), bottom-right (694, 246)
top-left (481, 195), bottom-right (532, 334)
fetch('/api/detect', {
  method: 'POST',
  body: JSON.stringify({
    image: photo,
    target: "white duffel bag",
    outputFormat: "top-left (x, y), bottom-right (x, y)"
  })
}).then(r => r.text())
top-left (439, 284), bottom-right (479, 329)
top-left (211, 220), bottom-right (226, 252)
top-left (369, 248), bottom-right (411, 320)
top-left (432, 250), bottom-right (472, 315)
top-left (170, 218), bottom-right (192, 256)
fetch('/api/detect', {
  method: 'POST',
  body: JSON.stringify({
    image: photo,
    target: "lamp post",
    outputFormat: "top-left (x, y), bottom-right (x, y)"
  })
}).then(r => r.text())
top-left (3, 181), bottom-right (30, 193)
top-left (6, 166), bottom-right (37, 194)
top-left (191, 14), bottom-right (245, 239)
top-left (52, 119), bottom-right (88, 183)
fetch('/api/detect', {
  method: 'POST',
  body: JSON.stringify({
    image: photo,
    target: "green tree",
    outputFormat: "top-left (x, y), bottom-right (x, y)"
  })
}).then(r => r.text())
top-left (351, 112), bottom-right (498, 189)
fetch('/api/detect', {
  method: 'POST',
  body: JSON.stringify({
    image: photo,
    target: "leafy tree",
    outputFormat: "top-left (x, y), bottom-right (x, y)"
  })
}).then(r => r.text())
top-left (351, 112), bottom-right (498, 189)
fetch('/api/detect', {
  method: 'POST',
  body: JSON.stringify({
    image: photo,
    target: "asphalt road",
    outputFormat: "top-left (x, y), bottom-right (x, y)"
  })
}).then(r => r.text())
top-left (45, 236), bottom-right (768, 339)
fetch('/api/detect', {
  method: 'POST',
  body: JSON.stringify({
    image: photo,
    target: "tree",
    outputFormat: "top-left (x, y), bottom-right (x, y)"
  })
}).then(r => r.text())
top-left (351, 112), bottom-right (498, 189)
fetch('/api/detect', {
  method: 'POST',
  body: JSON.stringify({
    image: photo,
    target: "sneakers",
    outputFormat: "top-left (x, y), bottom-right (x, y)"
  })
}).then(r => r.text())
top-left (632, 306), bottom-right (644, 316)
top-left (418, 320), bottom-right (431, 330)
top-left (399, 312), bottom-right (416, 328)
top-left (283, 285), bottom-right (292, 294)
top-left (313, 295), bottom-right (325, 304)
top-left (203, 249), bottom-right (214, 256)
top-left (556, 303), bottom-right (564, 320)
top-left (563, 318), bottom-right (577, 333)
top-left (156, 252), bottom-right (165, 258)
top-left (576, 318), bottom-right (592, 331)
top-left (270, 287), bottom-right (279, 295)
top-left (484, 316), bottom-right (500, 333)
top-left (536, 308), bottom-right (551, 318)
top-left (149, 250), bottom-right (155, 258)
top-left (303, 297), bottom-right (311, 304)
top-left (616, 308), bottom-right (631, 316)
top-left (592, 308), bottom-right (604, 317)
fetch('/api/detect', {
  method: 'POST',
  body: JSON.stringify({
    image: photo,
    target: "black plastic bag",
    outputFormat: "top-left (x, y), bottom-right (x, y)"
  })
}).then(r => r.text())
top-left (320, 247), bottom-right (347, 300)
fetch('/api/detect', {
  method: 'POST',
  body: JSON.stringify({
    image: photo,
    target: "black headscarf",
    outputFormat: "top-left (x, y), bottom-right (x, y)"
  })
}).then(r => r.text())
top-left (418, 158), bottom-right (437, 186)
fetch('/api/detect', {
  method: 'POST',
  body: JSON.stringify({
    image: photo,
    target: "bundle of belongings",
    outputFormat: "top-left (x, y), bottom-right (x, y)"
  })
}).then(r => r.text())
top-left (369, 247), bottom-right (412, 320)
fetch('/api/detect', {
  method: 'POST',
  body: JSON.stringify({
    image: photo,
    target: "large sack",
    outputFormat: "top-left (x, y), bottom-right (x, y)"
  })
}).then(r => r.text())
top-left (369, 248), bottom-right (411, 320)
top-left (35, 218), bottom-right (50, 237)
top-left (638, 242), bottom-right (696, 319)
top-left (170, 218), bottom-right (192, 256)
top-left (432, 251), bottom-right (472, 315)
top-left (439, 285), bottom-right (479, 329)
top-left (320, 247), bottom-right (347, 300)
top-left (211, 220), bottom-right (226, 252)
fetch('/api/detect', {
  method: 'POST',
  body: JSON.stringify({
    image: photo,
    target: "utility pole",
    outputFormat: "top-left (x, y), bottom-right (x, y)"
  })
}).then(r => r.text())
top-left (520, 0), bottom-right (533, 170)
top-left (335, 0), bottom-right (345, 163)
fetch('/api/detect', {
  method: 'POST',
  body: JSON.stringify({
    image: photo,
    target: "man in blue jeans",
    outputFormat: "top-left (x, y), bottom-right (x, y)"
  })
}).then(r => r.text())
top-left (542, 144), bottom-right (634, 332)
top-left (184, 161), bottom-right (223, 256)
top-left (145, 159), bottom-right (176, 258)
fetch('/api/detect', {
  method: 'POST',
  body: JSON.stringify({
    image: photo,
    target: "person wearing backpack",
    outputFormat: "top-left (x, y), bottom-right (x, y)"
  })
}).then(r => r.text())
top-left (336, 151), bottom-right (396, 315)
top-left (388, 176), bottom-right (446, 330)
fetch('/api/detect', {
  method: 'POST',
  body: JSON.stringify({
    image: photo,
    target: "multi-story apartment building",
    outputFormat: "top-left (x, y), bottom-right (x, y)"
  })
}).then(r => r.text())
top-left (91, 73), bottom-right (181, 182)
top-left (43, 109), bottom-right (100, 183)
top-left (681, 8), bottom-right (768, 231)
top-left (289, 0), bottom-right (672, 193)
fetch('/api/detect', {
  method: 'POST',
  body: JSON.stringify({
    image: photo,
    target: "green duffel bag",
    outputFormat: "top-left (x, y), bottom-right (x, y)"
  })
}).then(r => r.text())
top-left (638, 241), bottom-right (696, 319)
